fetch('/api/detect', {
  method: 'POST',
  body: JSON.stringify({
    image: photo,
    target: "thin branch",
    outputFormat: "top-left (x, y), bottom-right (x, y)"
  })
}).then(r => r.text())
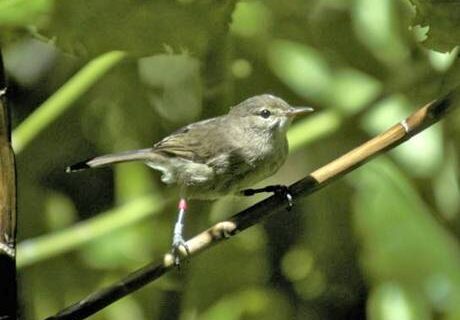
top-left (45, 92), bottom-right (456, 320)
top-left (0, 49), bottom-right (18, 319)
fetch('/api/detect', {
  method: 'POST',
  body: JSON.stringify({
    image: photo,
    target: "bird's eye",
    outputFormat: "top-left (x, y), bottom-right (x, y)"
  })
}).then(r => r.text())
top-left (260, 109), bottom-right (271, 119)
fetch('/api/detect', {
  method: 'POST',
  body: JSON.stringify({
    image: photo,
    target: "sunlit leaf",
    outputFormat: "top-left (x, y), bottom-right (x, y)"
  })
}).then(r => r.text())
top-left (230, 1), bottom-right (272, 38)
top-left (353, 0), bottom-right (410, 63)
top-left (368, 283), bottom-right (431, 320)
top-left (269, 40), bottom-right (331, 102)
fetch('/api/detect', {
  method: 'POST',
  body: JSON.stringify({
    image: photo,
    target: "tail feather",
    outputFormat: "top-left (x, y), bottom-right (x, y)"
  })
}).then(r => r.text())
top-left (66, 160), bottom-right (91, 172)
top-left (66, 148), bottom-right (155, 173)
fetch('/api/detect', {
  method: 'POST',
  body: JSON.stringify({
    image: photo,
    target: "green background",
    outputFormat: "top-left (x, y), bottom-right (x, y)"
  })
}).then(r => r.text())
top-left (2, 0), bottom-right (460, 319)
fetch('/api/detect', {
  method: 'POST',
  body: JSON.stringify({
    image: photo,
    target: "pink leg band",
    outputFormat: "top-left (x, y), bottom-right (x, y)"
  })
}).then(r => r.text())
top-left (178, 198), bottom-right (187, 211)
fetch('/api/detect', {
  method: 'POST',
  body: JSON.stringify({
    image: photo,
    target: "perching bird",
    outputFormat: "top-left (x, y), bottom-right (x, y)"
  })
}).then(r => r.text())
top-left (67, 94), bottom-right (313, 264)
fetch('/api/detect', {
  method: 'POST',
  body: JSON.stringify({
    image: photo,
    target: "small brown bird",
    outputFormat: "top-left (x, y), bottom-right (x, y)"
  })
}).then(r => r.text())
top-left (67, 94), bottom-right (313, 264)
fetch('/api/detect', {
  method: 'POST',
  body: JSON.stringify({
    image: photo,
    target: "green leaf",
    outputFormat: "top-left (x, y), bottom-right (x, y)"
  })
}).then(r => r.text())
top-left (230, 1), bottom-right (272, 38)
top-left (409, 0), bottom-right (460, 51)
top-left (287, 110), bottom-right (341, 152)
top-left (138, 54), bottom-right (202, 124)
top-left (368, 283), bottom-right (430, 320)
top-left (269, 40), bottom-right (381, 113)
top-left (352, 159), bottom-right (460, 317)
top-left (0, 0), bottom-right (53, 26)
top-left (45, 0), bottom-right (235, 57)
top-left (268, 39), bottom-right (332, 102)
top-left (200, 288), bottom-right (290, 320)
top-left (353, 0), bottom-right (410, 63)
top-left (44, 192), bottom-right (77, 231)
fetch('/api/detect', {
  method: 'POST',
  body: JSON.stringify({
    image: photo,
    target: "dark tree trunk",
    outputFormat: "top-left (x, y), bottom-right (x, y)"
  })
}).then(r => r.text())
top-left (0, 49), bottom-right (18, 320)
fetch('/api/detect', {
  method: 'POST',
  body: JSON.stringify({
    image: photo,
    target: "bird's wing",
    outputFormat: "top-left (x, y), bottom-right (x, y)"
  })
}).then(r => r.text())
top-left (153, 117), bottom-right (231, 163)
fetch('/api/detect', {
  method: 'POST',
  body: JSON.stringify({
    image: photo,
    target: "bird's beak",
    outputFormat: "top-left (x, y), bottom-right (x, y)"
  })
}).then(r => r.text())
top-left (286, 106), bottom-right (314, 117)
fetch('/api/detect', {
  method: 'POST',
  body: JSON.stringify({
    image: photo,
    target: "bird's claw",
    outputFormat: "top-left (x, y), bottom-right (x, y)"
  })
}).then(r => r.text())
top-left (171, 236), bottom-right (190, 267)
top-left (272, 185), bottom-right (293, 211)
top-left (242, 184), bottom-right (294, 211)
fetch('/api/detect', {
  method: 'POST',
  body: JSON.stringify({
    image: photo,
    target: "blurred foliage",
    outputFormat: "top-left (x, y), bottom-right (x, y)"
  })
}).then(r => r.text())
top-left (1, 0), bottom-right (460, 319)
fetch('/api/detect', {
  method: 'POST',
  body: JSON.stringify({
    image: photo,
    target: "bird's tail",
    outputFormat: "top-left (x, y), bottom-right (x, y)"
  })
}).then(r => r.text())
top-left (66, 148), bottom-right (156, 172)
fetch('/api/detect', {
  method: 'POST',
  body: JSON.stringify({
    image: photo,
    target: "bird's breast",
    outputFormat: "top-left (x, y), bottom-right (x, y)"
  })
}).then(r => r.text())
top-left (174, 132), bottom-right (289, 200)
top-left (230, 134), bottom-right (289, 189)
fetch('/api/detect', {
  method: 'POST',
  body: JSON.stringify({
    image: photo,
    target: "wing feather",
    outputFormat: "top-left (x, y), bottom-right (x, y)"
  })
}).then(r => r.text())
top-left (153, 117), bottom-right (230, 163)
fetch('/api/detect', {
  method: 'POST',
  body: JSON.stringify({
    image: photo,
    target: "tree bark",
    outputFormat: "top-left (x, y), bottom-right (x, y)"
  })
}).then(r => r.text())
top-left (0, 49), bottom-right (18, 319)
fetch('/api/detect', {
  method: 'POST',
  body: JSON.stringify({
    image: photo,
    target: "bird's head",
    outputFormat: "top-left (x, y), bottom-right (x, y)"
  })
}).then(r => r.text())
top-left (229, 94), bottom-right (313, 135)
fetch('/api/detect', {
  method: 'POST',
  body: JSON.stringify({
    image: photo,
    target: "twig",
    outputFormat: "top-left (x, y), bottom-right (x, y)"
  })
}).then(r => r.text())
top-left (45, 92), bottom-right (456, 320)
top-left (0, 49), bottom-right (18, 319)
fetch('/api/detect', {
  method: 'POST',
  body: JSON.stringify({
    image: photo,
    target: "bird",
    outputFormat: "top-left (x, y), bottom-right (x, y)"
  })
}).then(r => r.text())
top-left (67, 94), bottom-right (313, 264)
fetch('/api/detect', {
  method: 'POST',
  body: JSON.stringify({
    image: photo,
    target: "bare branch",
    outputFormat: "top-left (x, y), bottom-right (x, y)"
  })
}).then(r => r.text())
top-left (0, 49), bottom-right (18, 319)
top-left (45, 92), bottom-right (456, 320)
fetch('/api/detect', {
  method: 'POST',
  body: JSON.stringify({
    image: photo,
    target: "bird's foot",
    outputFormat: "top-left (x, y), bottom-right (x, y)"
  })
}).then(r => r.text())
top-left (171, 235), bottom-right (190, 267)
top-left (270, 185), bottom-right (293, 211)
top-left (242, 184), bottom-right (293, 211)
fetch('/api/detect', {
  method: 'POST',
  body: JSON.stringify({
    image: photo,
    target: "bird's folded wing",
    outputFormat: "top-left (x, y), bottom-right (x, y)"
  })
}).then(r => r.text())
top-left (153, 117), bottom-right (231, 163)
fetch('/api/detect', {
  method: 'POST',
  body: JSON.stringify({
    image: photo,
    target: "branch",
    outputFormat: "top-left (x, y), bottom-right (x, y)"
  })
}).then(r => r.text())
top-left (45, 92), bottom-right (456, 320)
top-left (0, 49), bottom-right (18, 319)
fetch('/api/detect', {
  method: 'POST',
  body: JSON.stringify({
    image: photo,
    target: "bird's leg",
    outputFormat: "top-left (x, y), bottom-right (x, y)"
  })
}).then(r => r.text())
top-left (242, 185), bottom-right (293, 210)
top-left (171, 198), bottom-right (190, 266)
